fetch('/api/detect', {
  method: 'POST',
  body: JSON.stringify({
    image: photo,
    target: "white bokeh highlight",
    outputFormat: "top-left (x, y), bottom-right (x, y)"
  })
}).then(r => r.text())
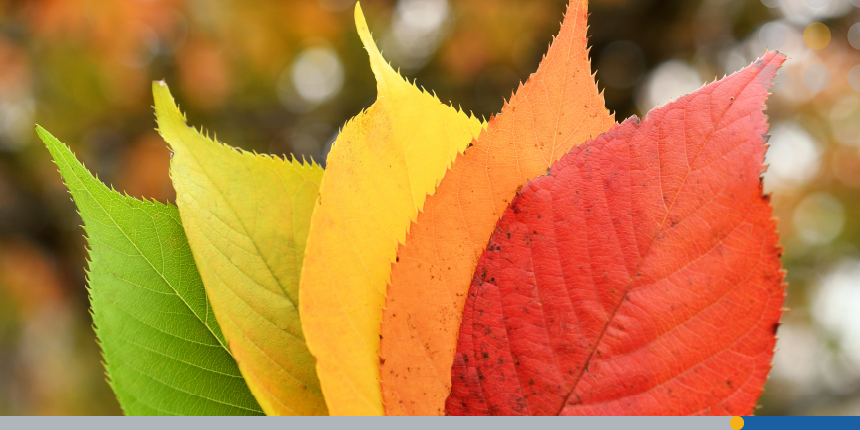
top-left (635, 60), bottom-right (704, 114)
top-left (849, 23), bottom-right (860, 49)
top-left (771, 323), bottom-right (822, 390)
top-left (382, 0), bottom-right (450, 70)
top-left (291, 46), bottom-right (344, 105)
top-left (277, 45), bottom-right (344, 112)
top-left (793, 192), bottom-right (844, 245)
top-left (779, 0), bottom-right (852, 25)
top-left (760, 21), bottom-right (789, 49)
top-left (764, 122), bottom-right (822, 191)
top-left (813, 258), bottom-right (860, 366)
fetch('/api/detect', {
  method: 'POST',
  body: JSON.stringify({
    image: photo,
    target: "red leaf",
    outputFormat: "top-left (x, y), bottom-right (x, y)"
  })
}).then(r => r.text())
top-left (446, 51), bottom-right (787, 416)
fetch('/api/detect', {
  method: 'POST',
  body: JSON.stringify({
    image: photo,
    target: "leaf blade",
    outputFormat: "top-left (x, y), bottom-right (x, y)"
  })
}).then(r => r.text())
top-left (153, 83), bottom-right (327, 416)
top-left (447, 52), bottom-right (787, 416)
top-left (381, 0), bottom-right (615, 415)
top-left (37, 126), bottom-right (263, 416)
top-left (298, 3), bottom-right (485, 416)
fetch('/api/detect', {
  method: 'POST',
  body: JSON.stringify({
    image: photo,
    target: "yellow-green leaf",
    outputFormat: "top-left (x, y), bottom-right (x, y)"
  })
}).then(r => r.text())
top-left (153, 82), bottom-right (327, 416)
top-left (298, 3), bottom-right (485, 416)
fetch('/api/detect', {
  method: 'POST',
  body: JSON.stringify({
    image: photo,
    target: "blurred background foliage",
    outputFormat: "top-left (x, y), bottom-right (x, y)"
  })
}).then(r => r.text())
top-left (0, 0), bottom-right (858, 415)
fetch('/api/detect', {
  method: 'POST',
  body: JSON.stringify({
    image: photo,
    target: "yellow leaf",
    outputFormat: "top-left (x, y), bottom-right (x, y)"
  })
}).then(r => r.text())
top-left (298, 3), bottom-right (484, 416)
top-left (154, 82), bottom-right (327, 416)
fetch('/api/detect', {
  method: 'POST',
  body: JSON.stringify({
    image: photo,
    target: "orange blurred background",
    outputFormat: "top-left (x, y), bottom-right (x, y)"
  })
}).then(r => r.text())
top-left (0, 0), bottom-right (859, 415)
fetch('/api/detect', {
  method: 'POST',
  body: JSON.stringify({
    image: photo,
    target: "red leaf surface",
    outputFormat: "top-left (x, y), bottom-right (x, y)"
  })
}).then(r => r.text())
top-left (446, 51), bottom-right (787, 416)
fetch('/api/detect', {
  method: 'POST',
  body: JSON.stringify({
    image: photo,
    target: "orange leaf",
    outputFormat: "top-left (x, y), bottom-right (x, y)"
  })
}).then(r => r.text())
top-left (380, 0), bottom-right (614, 416)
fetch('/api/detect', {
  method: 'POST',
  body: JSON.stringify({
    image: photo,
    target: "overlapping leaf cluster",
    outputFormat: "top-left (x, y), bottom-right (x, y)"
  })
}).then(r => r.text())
top-left (38, 1), bottom-right (787, 416)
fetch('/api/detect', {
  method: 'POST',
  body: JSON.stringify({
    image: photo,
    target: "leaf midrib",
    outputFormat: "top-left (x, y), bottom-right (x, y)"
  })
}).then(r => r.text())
top-left (556, 60), bottom-right (768, 414)
top-left (58, 145), bottom-right (232, 356)
top-left (161, 106), bottom-right (300, 310)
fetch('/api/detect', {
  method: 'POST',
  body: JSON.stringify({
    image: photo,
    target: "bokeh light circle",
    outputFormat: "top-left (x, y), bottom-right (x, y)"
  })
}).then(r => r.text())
top-left (761, 0), bottom-right (784, 7)
top-left (763, 122), bottom-right (822, 191)
top-left (848, 65), bottom-right (860, 92)
top-left (849, 23), bottom-right (860, 49)
top-left (759, 22), bottom-right (788, 50)
top-left (793, 192), bottom-right (845, 246)
top-left (812, 259), bottom-right (860, 368)
top-left (803, 64), bottom-right (831, 92)
top-left (805, 0), bottom-right (830, 8)
top-left (804, 22), bottom-right (831, 50)
top-left (290, 46), bottom-right (344, 105)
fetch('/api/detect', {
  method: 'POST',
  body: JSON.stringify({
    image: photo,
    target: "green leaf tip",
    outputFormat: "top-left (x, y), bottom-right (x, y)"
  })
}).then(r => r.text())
top-left (37, 126), bottom-right (263, 416)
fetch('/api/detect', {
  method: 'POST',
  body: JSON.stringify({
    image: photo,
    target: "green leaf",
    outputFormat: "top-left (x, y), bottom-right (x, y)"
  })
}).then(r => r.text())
top-left (153, 82), bottom-right (327, 416)
top-left (37, 125), bottom-right (264, 416)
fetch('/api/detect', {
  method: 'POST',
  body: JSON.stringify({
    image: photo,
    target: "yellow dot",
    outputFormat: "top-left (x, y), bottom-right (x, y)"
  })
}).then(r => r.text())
top-left (804, 22), bottom-right (831, 50)
top-left (730, 416), bottom-right (745, 430)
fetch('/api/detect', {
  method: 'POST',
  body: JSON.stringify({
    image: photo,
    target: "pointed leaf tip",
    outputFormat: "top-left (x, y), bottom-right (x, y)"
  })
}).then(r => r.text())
top-left (380, 0), bottom-right (613, 415)
top-left (300, 2), bottom-right (483, 416)
top-left (154, 83), bottom-right (328, 416)
top-left (37, 126), bottom-right (262, 416)
top-left (354, 1), bottom-right (394, 89)
top-left (447, 52), bottom-right (786, 416)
